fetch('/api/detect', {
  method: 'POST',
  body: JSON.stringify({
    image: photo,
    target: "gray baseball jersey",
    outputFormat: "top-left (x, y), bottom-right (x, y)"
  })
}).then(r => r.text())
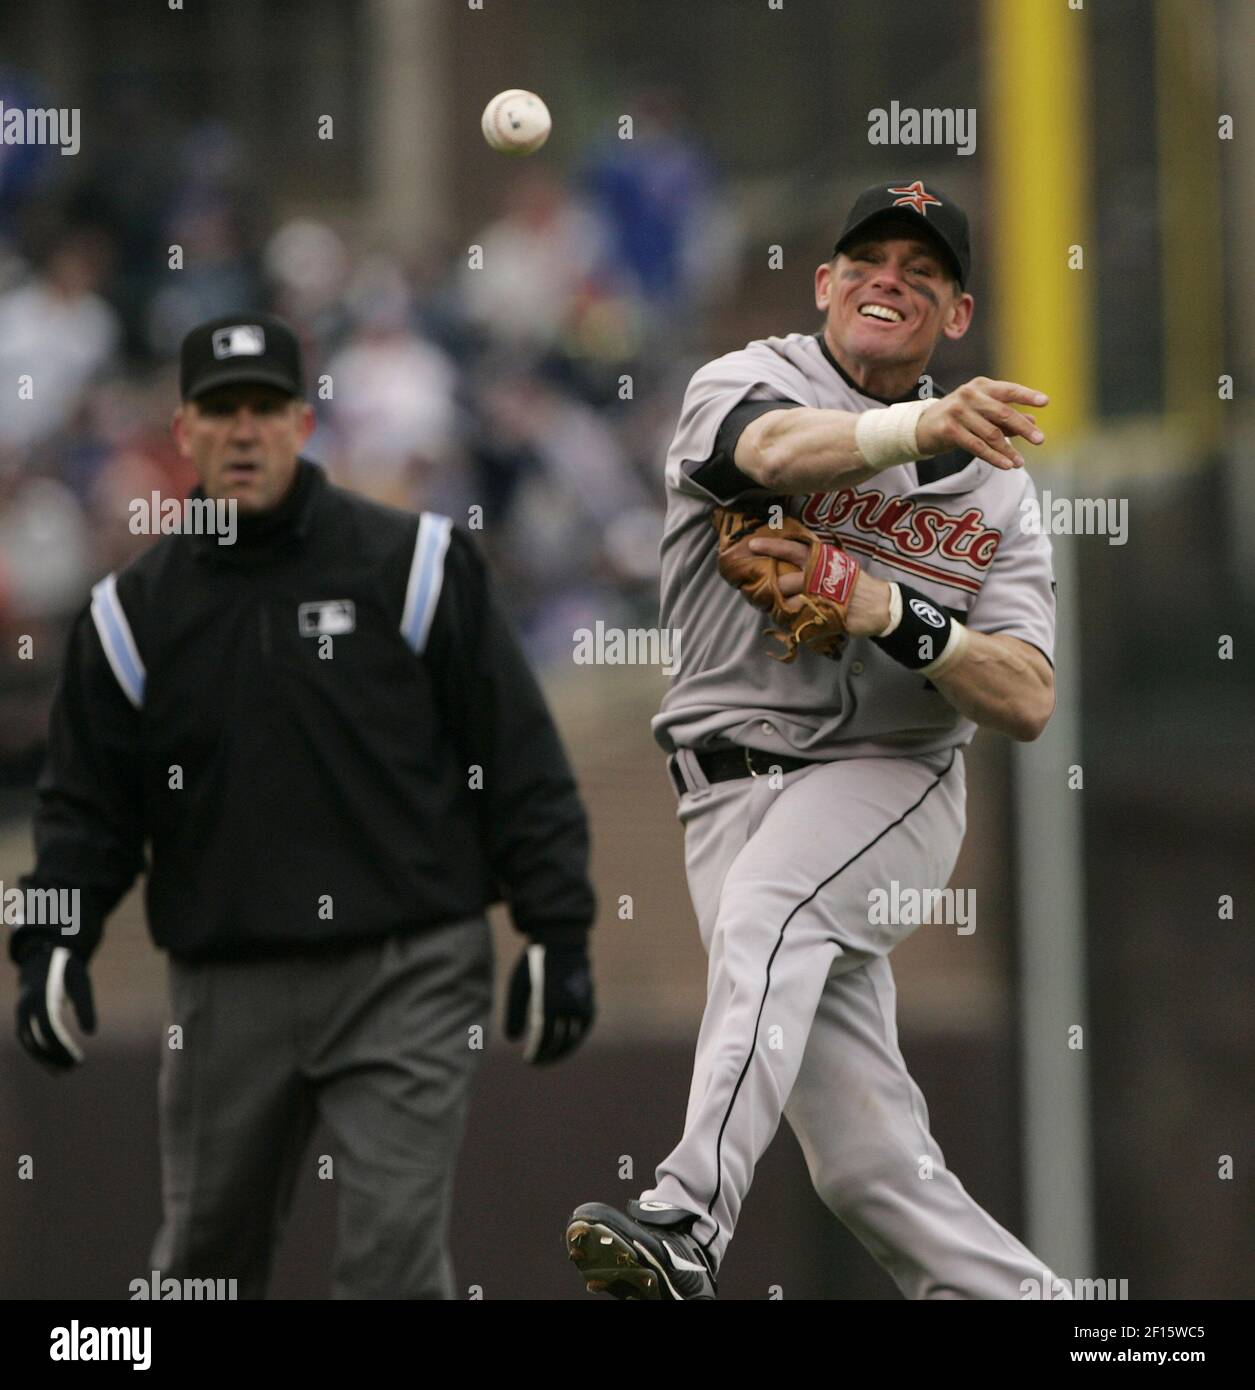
top-left (653, 330), bottom-right (1056, 760)
top-left (631, 331), bottom-right (1070, 1296)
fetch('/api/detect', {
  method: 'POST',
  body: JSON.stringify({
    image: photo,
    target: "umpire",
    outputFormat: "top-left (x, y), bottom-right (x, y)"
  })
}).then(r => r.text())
top-left (8, 313), bottom-right (596, 1299)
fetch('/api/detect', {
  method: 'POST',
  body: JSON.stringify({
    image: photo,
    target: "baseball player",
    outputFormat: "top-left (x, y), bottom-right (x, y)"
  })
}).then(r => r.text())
top-left (566, 180), bottom-right (1071, 1300)
top-left (10, 313), bottom-right (597, 1299)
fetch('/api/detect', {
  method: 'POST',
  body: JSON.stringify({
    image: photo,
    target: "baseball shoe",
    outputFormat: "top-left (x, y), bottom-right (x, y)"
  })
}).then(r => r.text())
top-left (565, 1199), bottom-right (718, 1300)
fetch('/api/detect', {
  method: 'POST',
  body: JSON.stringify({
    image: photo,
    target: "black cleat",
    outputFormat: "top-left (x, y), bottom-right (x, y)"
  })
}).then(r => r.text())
top-left (565, 1200), bottom-right (718, 1300)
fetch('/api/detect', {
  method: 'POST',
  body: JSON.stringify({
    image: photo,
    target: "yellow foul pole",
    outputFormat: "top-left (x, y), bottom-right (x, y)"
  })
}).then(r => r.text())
top-left (985, 0), bottom-right (1093, 446)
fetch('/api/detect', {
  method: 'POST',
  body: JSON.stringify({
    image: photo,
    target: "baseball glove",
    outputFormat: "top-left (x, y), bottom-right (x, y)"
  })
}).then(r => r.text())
top-left (712, 505), bottom-right (860, 662)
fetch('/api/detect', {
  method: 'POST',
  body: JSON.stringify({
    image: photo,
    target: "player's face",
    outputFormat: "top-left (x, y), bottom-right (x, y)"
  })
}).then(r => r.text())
top-left (173, 384), bottom-right (314, 515)
top-left (819, 231), bottom-right (972, 374)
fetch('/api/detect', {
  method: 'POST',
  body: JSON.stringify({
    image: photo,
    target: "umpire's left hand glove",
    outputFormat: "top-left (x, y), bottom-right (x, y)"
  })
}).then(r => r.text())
top-left (505, 941), bottom-right (594, 1065)
top-left (14, 939), bottom-right (96, 1072)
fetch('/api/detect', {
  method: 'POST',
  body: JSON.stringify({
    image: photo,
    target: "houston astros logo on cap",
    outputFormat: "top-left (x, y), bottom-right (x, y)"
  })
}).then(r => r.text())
top-left (886, 180), bottom-right (943, 217)
top-left (832, 178), bottom-right (971, 287)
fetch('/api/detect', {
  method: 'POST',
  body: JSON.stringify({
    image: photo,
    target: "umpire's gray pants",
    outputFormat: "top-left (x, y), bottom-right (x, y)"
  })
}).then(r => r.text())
top-left (641, 748), bottom-right (1070, 1299)
top-left (148, 915), bottom-right (493, 1300)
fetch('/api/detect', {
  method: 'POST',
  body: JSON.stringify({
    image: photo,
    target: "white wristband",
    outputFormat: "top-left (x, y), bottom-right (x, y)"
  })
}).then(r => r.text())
top-left (877, 582), bottom-right (903, 637)
top-left (854, 399), bottom-right (933, 472)
top-left (919, 619), bottom-right (970, 679)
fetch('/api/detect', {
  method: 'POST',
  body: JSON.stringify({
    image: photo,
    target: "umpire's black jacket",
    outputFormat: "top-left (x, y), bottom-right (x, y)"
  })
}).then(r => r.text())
top-left (12, 460), bottom-right (595, 964)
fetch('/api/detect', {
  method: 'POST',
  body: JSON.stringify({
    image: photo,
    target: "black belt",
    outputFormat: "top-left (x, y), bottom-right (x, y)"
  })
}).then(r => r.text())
top-left (669, 746), bottom-right (819, 796)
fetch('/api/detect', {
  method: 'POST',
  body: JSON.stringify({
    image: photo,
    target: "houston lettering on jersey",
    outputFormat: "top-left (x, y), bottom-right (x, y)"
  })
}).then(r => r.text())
top-left (800, 486), bottom-right (1001, 595)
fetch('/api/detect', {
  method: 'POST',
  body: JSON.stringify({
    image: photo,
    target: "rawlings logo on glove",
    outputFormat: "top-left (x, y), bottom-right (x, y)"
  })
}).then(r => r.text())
top-left (712, 505), bottom-right (860, 662)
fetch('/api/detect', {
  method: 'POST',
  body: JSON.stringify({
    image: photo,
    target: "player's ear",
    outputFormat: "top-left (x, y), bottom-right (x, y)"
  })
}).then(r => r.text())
top-left (172, 404), bottom-right (193, 457)
top-left (941, 288), bottom-right (974, 342)
top-left (295, 400), bottom-right (316, 444)
top-left (815, 259), bottom-right (835, 311)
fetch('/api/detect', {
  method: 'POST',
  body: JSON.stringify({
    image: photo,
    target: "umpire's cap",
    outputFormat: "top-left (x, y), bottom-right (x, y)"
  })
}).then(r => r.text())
top-left (180, 313), bottom-right (304, 401)
top-left (833, 180), bottom-right (970, 288)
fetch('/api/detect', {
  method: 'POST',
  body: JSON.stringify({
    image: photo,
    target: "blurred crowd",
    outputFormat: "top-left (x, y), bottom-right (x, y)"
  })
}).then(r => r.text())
top-left (0, 72), bottom-right (741, 770)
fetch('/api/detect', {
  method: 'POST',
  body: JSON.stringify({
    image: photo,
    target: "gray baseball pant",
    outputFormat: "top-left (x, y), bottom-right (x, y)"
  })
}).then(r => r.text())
top-left (148, 914), bottom-right (493, 1299)
top-left (640, 747), bottom-right (1070, 1300)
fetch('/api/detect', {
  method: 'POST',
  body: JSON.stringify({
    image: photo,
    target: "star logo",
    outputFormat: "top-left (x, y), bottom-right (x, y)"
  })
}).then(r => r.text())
top-left (887, 181), bottom-right (942, 217)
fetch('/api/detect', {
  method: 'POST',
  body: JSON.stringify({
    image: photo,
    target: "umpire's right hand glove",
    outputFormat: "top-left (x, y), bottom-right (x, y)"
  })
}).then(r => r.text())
top-left (505, 941), bottom-right (594, 1065)
top-left (14, 938), bottom-right (96, 1071)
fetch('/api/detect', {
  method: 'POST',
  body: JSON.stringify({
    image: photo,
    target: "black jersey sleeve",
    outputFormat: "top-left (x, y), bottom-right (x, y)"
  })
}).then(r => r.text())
top-left (10, 604), bottom-right (147, 965)
top-left (424, 529), bottom-right (596, 946)
top-left (682, 398), bottom-right (805, 504)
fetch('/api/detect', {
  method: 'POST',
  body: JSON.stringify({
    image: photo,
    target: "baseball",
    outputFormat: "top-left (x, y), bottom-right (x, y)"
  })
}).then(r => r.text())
top-left (481, 89), bottom-right (551, 156)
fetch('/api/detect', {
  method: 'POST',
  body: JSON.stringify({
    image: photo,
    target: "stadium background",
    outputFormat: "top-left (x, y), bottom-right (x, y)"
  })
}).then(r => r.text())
top-left (0, 0), bottom-right (1251, 1299)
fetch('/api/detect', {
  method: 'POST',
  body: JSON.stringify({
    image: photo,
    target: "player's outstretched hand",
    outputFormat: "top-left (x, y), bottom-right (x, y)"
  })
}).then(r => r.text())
top-left (14, 940), bottom-right (96, 1071)
top-left (505, 941), bottom-right (595, 1065)
top-left (916, 377), bottom-right (1048, 470)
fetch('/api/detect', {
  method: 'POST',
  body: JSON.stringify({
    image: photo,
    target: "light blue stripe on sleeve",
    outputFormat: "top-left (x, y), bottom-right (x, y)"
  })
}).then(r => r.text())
top-left (400, 513), bottom-right (453, 655)
top-left (89, 573), bottom-right (146, 708)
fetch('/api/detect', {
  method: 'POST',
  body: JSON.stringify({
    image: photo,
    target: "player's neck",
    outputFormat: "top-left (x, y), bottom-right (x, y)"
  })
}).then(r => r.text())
top-left (819, 328), bottom-right (928, 405)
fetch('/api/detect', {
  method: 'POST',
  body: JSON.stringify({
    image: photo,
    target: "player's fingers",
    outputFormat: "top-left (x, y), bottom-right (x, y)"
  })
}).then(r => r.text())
top-left (981, 380), bottom-right (1049, 408)
top-left (747, 537), bottom-right (808, 564)
top-left (777, 572), bottom-right (804, 599)
top-left (981, 404), bottom-right (1044, 446)
top-left (957, 409), bottom-right (1024, 467)
top-left (953, 423), bottom-right (1021, 470)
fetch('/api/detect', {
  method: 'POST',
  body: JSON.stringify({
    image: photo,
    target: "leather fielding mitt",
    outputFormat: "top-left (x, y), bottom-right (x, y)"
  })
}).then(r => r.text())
top-left (712, 505), bottom-right (861, 662)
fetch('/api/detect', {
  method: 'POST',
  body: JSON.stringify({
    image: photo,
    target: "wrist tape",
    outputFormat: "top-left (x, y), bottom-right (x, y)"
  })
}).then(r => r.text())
top-left (854, 399), bottom-right (933, 472)
top-left (873, 582), bottom-right (969, 675)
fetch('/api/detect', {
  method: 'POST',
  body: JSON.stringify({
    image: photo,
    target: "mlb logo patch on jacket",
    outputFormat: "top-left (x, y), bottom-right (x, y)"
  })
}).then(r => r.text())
top-left (298, 600), bottom-right (356, 637)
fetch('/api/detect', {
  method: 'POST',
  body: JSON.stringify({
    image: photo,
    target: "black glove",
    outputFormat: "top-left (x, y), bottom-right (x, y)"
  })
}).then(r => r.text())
top-left (15, 940), bottom-right (96, 1071)
top-left (504, 941), bottom-right (594, 1065)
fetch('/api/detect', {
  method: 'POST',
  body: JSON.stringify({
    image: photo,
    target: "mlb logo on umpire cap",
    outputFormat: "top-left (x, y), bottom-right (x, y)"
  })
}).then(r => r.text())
top-left (180, 312), bottom-right (305, 400)
top-left (211, 324), bottom-right (266, 359)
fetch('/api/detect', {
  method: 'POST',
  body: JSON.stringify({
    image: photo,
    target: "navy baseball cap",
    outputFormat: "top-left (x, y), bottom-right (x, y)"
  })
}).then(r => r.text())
top-left (833, 180), bottom-right (971, 288)
top-left (180, 313), bottom-right (304, 401)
